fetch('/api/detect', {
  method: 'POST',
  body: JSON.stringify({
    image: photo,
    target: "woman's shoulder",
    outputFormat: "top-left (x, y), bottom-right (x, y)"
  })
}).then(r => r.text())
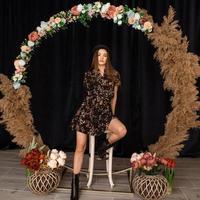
top-left (113, 69), bottom-right (120, 78)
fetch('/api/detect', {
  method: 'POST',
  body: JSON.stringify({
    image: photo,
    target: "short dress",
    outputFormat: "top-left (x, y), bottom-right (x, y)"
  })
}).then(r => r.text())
top-left (71, 68), bottom-right (121, 136)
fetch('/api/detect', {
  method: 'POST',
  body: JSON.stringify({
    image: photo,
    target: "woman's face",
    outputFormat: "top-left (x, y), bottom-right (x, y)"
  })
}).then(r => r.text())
top-left (97, 49), bottom-right (108, 66)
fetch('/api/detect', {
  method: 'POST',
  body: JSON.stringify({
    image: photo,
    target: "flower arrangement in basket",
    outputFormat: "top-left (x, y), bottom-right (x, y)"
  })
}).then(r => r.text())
top-left (20, 136), bottom-right (67, 194)
top-left (130, 152), bottom-right (176, 200)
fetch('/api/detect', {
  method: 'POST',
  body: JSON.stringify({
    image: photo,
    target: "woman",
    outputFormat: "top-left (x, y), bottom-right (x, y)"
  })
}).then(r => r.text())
top-left (70, 45), bottom-right (127, 200)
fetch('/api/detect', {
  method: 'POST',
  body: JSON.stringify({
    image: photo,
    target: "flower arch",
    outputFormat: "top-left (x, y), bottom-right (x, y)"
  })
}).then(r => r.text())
top-left (0, 2), bottom-right (199, 158)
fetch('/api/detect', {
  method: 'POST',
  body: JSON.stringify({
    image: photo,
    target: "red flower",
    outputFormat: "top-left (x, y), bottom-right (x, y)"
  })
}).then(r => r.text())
top-left (139, 17), bottom-right (148, 25)
top-left (20, 148), bottom-right (44, 171)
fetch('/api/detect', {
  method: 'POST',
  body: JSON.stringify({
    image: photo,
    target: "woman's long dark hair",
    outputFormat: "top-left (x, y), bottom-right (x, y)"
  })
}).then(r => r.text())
top-left (90, 47), bottom-right (121, 86)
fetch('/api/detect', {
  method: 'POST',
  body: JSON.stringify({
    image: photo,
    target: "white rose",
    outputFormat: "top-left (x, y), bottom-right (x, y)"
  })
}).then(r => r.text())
top-left (134, 13), bottom-right (141, 20)
top-left (50, 152), bottom-right (58, 160)
top-left (61, 18), bottom-right (66, 24)
top-left (51, 149), bottom-right (58, 154)
top-left (117, 20), bottom-right (122, 25)
top-left (117, 14), bottom-right (123, 19)
top-left (101, 3), bottom-right (110, 13)
top-left (95, 2), bottom-right (101, 9)
top-left (47, 160), bottom-right (57, 169)
top-left (36, 26), bottom-right (42, 32)
top-left (113, 16), bottom-right (117, 22)
top-left (40, 21), bottom-right (48, 29)
top-left (20, 52), bottom-right (26, 59)
top-left (57, 157), bottom-right (65, 166)
top-left (18, 59), bottom-right (26, 67)
top-left (13, 82), bottom-right (21, 89)
top-left (15, 74), bottom-right (23, 80)
top-left (77, 4), bottom-right (83, 12)
top-left (130, 153), bottom-right (139, 162)
top-left (27, 40), bottom-right (34, 47)
top-left (59, 151), bottom-right (67, 159)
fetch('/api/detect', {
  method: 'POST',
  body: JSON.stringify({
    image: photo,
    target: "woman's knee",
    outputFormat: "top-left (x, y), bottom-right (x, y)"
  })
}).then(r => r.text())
top-left (118, 125), bottom-right (127, 138)
top-left (75, 143), bottom-right (86, 153)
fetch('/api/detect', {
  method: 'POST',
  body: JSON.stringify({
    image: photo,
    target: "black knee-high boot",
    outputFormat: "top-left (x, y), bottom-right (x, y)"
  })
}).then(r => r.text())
top-left (96, 138), bottom-right (115, 159)
top-left (70, 173), bottom-right (79, 200)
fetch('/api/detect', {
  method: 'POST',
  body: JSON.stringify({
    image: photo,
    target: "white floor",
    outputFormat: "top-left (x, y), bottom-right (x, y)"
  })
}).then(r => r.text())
top-left (0, 149), bottom-right (200, 200)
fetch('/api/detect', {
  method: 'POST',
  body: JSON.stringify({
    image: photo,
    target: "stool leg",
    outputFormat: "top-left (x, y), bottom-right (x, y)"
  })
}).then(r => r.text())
top-left (107, 147), bottom-right (114, 188)
top-left (87, 135), bottom-right (95, 188)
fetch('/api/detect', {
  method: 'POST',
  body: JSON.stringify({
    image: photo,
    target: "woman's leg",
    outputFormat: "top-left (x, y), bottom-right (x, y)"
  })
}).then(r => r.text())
top-left (73, 131), bottom-right (87, 174)
top-left (107, 117), bottom-right (127, 144)
top-left (71, 131), bottom-right (87, 200)
top-left (96, 118), bottom-right (127, 159)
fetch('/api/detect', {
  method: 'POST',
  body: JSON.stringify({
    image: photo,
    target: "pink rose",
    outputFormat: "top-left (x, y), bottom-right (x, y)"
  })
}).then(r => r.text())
top-left (70, 6), bottom-right (80, 16)
top-left (88, 10), bottom-right (95, 17)
top-left (28, 31), bottom-right (40, 42)
top-left (15, 66), bottom-right (26, 74)
top-left (146, 156), bottom-right (156, 166)
top-left (140, 158), bottom-right (146, 165)
top-left (54, 17), bottom-right (61, 24)
top-left (143, 152), bottom-right (152, 159)
top-left (132, 161), bottom-right (140, 169)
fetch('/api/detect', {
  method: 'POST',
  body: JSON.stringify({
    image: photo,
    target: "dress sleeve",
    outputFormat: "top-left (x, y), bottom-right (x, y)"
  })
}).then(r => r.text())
top-left (83, 71), bottom-right (93, 91)
top-left (114, 71), bottom-right (121, 87)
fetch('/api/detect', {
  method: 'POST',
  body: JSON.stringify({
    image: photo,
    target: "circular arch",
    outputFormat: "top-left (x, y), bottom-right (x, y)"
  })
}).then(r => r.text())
top-left (0, 3), bottom-right (199, 159)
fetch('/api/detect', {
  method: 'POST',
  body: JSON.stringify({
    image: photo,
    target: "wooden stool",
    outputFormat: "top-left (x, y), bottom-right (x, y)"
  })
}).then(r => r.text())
top-left (87, 131), bottom-right (114, 188)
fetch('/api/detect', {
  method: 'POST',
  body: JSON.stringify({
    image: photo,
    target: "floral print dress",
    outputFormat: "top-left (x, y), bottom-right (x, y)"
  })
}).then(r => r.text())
top-left (71, 69), bottom-right (120, 136)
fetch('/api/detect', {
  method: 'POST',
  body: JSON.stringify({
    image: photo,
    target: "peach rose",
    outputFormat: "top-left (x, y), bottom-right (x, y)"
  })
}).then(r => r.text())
top-left (28, 31), bottom-right (40, 42)
top-left (70, 6), bottom-right (80, 16)
top-left (21, 45), bottom-right (31, 53)
top-left (107, 5), bottom-right (117, 19)
top-left (128, 16), bottom-right (136, 25)
top-left (143, 21), bottom-right (152, 30)
top-left (54, 17), bottom-right (61, 24)
top-left (46, 25), bottom-right (51, 31)
top-left (116, 5), bottom-right (124, 15)
top-left (38, 31), bottom-right (45, 37)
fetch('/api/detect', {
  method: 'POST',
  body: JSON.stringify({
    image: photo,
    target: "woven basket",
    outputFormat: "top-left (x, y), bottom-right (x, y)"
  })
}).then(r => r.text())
top-left (132, 174), bottom-right (168, 200)
top-left (27, 169), bottom-right (61, 194)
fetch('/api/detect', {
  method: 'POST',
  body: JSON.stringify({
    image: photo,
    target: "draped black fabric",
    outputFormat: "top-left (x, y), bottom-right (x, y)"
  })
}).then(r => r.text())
top-left (0, 0), bottom-right (200, 157)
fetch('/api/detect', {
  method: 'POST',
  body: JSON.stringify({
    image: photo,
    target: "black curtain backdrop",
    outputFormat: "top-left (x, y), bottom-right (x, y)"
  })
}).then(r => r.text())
top-left (0, 0), bottom-right (200, 157)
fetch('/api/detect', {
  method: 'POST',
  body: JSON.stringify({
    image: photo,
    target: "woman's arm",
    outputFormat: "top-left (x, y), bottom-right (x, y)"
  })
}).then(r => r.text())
top-left (111, 85), bottom-right (118, 115)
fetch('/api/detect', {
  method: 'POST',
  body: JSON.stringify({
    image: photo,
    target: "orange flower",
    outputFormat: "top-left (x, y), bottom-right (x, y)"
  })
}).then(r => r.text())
top-left (107, 5), bottom-right (117, 19)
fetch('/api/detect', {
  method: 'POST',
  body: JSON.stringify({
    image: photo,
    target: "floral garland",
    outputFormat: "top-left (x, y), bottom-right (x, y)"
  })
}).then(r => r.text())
top-left (12, 2), bottom-right (153, 89)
